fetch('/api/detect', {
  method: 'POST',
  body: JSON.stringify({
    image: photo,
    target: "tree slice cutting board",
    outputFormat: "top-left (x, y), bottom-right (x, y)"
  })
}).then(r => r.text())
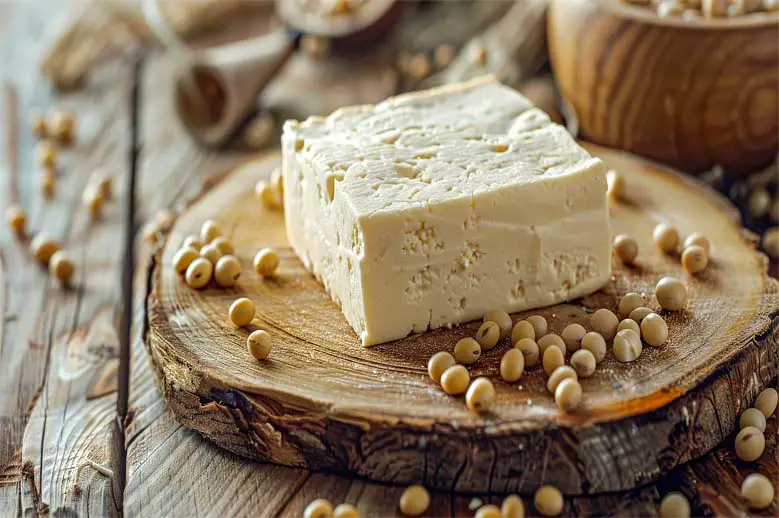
top-left (145, 143), bottom-right (779, 495)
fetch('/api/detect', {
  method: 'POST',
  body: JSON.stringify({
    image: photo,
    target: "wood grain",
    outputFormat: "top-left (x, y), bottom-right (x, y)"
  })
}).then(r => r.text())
top-left (130, 270), bottom-right (779, 518)
top-left (11, 46), bottom-right (134, 518)
top-left (126, 323), bottom-right (310, 517)
top-left (0, 2), bottom-right (137, 515)
top-left (22, 308), bottom-right (120, 516)
top-left (145, 144), bottom-right (779, 494)
top-left (548, 0), bottom-right (779, 175)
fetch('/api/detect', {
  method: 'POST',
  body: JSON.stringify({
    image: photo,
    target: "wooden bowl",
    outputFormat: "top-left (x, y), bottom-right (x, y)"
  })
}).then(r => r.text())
top-left (548, 0), bottom-right (779, 176)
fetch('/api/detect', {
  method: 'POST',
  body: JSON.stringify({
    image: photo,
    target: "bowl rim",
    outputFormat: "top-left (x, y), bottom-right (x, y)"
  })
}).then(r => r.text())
top-left (585, 0), bottom-right (779, 29)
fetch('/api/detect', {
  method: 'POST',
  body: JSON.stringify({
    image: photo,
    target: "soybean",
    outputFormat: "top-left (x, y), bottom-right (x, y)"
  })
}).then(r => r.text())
top-left (30, 234), bottom-right (60, 265)
top-left (628, 307), bottom-right (653, 323)
top-left (465, 377), bottom-right (495, 413)
top-left (185, 257), bottom-right (212, 289)
top-left (681, 245), bottom-right (708, 273)
top-left (741, 473), bottom-right (774, 510)
top-left (561, 323), bottom-right (586, 352)
top-left (684, 232), bottom-right (710, 255)
top-left (641, 313), bottom-right (668, 346)
top-left (440, 365), bottom-right (470, 395)
top-left (538, 334), bottom-right (566, 355)
top-left (555, 378), bottom-right (582, 412)
top-left (515, 338), bottom-right (540, 367)
top-left (254, 247), bottom-right (280, 277)
top-left (614, 234), bottom-right (638, 264)
top-left (542, 345), bottom-right (564, 375)
top-left (500, 495), bottom-right (525, 518)
top-left (484, 310), bottom-right (512, 340)
top-left (304, 499), bottom-right (333, 518)
top-left (734, 426), bottom-right (765, 461)
top-left (547, 365), bottom-right (577, 394)
top-left (211, 236), bottom-right (235, 256)
top-left (571, 349), bottom-right (596, 378)
top-left (49, 251), bottom-right (75, 284)
top-left (511, 320), bottom-right (535, 344)
top-left (618, 292), bottom-right (645, 318)
top-left (591, 308), bottom-right (618, 340)
top-left (534, 485), bottom-right (563, 517)
top-left (428, 351), bottom-right (456, 383)
top-left (617, 318), bottom-right (640, 336)
top-left (200, 219), bottom-right (222, 244)
top-left (398, 485), bottom-right (430, 516)
top-left (754, 387), bottom-right (778, 417)
top-left (526, 315), bottom-right (547, 337)
top-left (613, 329), bottom-right (642, 362)
top-left (200, 243), bottom-right (223, 265)
top-left (173, 247), bottom-right (199, 275)
top-left (333, 504), bottom-right (359, 518)
top-left (500, 348), bottom-right (525, 383)
top-left (247, 330), bottom-right (272, 360)
top-left (475, 321), bottom-right (500, 351)
top-left (474, 505), bottom-right (501, 518)
top-left (454, 337), bottom-right (481, 365)
top-left (653, 223), bottom-right (680, 254)
top-left (739, 408), bottom-right (767, 432)
top-left (655, 277), bottom-right (687, 311)
top-left (581, 332), bottom-right (606, 363)
top-left (214, 255), bottom-right (242, 288)
top-left (6, 206), bottom-right (26, 235)
top-left (229, 297), bottom-right (255, 327)
top-left (659, 492), bottom-right (690, 518)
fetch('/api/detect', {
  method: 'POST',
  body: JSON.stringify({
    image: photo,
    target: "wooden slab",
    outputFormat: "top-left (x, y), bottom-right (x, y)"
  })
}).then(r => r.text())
top-left (145, 143), bottom-right (779, 495)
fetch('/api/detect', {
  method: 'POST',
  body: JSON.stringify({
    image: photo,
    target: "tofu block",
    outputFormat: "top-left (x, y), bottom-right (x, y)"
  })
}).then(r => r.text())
top-left (282, 76), bottom-right (611, 346)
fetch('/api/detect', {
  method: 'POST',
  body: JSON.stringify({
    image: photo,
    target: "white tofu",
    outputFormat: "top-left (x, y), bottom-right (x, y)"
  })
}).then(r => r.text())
top-left (282, 76), bottom-right (611, 346)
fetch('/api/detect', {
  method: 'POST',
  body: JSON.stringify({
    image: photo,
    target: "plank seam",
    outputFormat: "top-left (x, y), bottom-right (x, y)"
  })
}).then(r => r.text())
top-left (275, 471), bottom-right (311, 515)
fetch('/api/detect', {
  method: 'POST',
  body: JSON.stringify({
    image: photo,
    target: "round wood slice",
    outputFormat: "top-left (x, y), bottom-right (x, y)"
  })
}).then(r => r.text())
top-left (145, 143), bottom-right (779, 495)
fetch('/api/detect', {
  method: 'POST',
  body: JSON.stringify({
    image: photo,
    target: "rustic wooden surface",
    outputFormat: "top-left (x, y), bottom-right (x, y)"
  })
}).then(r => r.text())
top-left (1, 1), bottom-right (777, 517)
top-left (0, 2), bottom-right (136, 515)
top-left (145, 143), bottom-right (779, 495)
top-left (548, 0), bottom-right (779, 176)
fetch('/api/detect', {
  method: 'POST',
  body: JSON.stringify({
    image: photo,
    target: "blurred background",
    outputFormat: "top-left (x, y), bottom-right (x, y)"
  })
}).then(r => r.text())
top-left (0, 0), bottom-right (776, 260)
top-left (27, 0), bottom-right (776, 266)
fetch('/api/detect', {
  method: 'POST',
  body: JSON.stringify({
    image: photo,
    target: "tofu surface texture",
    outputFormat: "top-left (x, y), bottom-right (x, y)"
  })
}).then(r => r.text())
top-left (282, 76), bottom-right (611, 346)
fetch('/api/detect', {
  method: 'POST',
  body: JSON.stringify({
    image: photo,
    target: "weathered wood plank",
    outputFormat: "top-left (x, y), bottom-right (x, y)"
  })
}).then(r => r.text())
top-left (0, 485), bottom-right (21, 518)
top-left (1, 5), bottom-right (243, 515)
top-left (0, 2), bottom-right (135, 516)
top-left (21, 308), bottom-right (121, 517)
top-left (0, 5), bottom-right (23, 501)
top-left (0, 3), bottom-right (57, 481)
top-left (136, 50), bottom-right (242, 223)
top-left (126, 419), bottom-right (309, 517)
top-left (125, 44), bottom-right (258, 517)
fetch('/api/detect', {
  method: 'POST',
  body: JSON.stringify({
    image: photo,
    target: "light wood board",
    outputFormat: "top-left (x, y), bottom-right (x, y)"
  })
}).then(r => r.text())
top-left (145, 144), bottom-right (779, 494)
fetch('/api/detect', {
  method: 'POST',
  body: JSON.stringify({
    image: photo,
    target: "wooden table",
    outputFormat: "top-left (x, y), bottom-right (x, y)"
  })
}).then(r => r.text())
top-left (0, 3), bottom-right (776, 517)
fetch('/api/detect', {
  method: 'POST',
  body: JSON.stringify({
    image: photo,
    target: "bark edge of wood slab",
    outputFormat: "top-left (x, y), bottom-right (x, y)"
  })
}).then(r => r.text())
top-left (144, 145), bottom-right (779, 495)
